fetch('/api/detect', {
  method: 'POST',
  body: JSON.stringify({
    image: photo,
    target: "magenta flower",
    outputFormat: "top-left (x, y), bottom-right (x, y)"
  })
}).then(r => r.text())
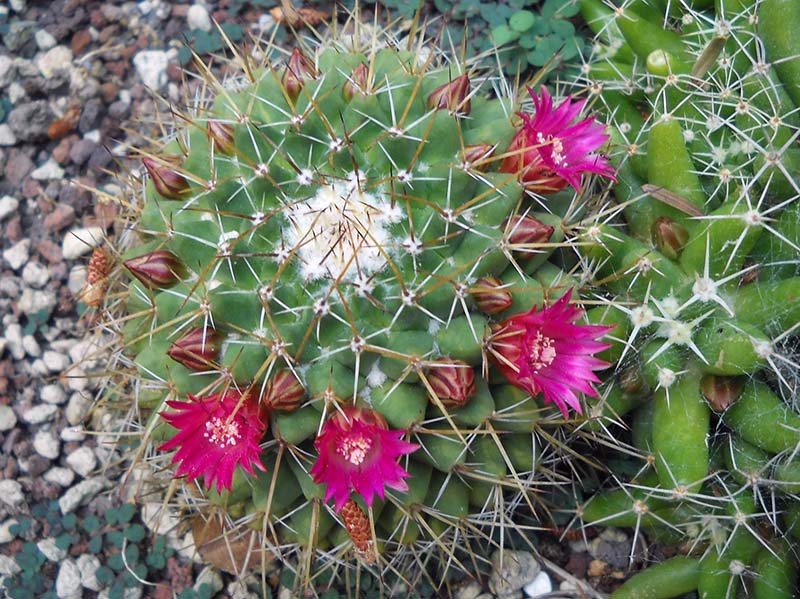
top-left (500, 87), bottom-right (616, 193)
top-left (159, 390), bottom-right (267, 493)
top-left (488, 290), bottom-right (613, 418)
top-left (310, 406), bottom-right (419, 512)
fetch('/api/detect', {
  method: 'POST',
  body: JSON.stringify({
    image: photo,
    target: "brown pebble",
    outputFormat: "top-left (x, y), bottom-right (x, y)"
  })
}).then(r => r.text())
top-left (43, 203), bottom-right (76, 232)
top-left (70, 30), bottom-right (92, 55)
top-left (89, 8), bottom-right (106, 28)
top-left (21, 178), bottom-right (43, 200)
top-left (100, 82), bottom-right (117, 103)
top-left (38, 240), bottom-right (63, 264)
top-left (52, 135), bottom-right (77, 165)
top-left (4, 217), bottom-right (21, 243)
top-left (588, 559), bottom-right (609, 578)
top-left (98, 25), bottom-right (119, 44)
top-left (47, 106), bottom-right (82, 141)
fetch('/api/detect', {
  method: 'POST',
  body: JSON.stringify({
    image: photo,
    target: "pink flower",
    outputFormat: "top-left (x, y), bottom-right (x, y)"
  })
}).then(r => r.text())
top-left (159, 390), bottom-right (267, 493)
top-left (310, 406), bottom-right (418, 512)
top-left (488, 290), bottom-right (613, 418)
top-left (500, 87), bottom-right (616, 193)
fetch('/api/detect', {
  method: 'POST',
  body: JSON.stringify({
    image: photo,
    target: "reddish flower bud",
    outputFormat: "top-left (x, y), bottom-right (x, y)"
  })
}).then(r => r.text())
top-left (167, 327), bottom-right (224, 371)
top-left (342, 63), bottom-right (370, 101)
top-left (124, 250), bottom-right (186, 289)
top-left (472, 277), bottom-right (513, 315)
top-left (206, 120), bottom-right (235, 155)
top-left (143, 156), bottom-right (189, 200)
top-left (427, 74), bottom-right (471, 115)
top-left (341, 498), bottom-right (376, 563)
top-left (504, 215), bottom-right (555, 258)
top-left (83, 248), bottom-right (111, 308)
top-left (282, 48), bottom-right (318, 100)
top-left (701, 374), bottom-right (745, 412)
top-left (652, 216), bottom-right (689, 260)
top-left (461, 144), bottom-right (495, 171)
top-left (427, 358), bottom-right (476, 408)
top-left (263, 369), bottom-right (305, 412)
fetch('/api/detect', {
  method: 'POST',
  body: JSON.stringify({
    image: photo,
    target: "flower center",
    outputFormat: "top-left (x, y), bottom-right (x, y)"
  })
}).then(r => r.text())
top-left (204, 417), bottom-right (241, 447)
top-left (337, 433), bottom-right (373, 466)
top-left (529, 331), bottom-right (556, 371)
top-left (537, 132), bottom-right (567, 167)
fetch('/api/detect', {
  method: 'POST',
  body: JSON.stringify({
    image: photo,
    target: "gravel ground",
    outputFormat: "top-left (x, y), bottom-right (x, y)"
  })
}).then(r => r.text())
top-left (0, 2), bottom-right (638, 597)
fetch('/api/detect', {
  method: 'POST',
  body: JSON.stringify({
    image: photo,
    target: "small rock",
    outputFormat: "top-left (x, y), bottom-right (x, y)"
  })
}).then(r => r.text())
top-left (67, 265), bottom-right (87, 295)
top-left (35, 29), bottom-right (57, 50)
top-left (3, 238), bottom-right (30, 270)
top-left (133, 50), bottom-right (169, 90)
top-left (22, 403), bottom-right (58, 424)
top-left (0, 124), bottom-right (17, 146)
top-left (43, 203), bottom-right (76, 232)
top-left (65, 392), bottom-right (89, 425)
top-left (7, 100), bottom-right (54, 142)
top-left (0, 480), bottom-right (24, 507)
top-left (41, 384), bottom-right (67, 405)
top-left (0, 554), bottom-right (21, 577)
top-left (38, 537), bottom-right (68, 561)
top-left (56, 559), bottom-right (82, 598)
top-left (77, 554), bottom-right (102, 591)
top-left (0, 519), bottom-right (18, 544)
top-left (0, 405), bottom-right (17, 431)
top-left (187, 4), bottom-right (212, 31)
top-left (18, 287), bottom-right (57, 316)
top-left (0, 196), bottom-right (19, 221)
top-left (0, 55), bottom-right (13, 87)
top-left (69, 138), bottom-right (96, 165)
top-left (489, 550), bottom-right (542, 599)
top-left (22, 260), bottom-right (50, 288)
top-left (61, 426), bottom-right (86, 442)
top-left (33, 430), bottom-right (60, 460)
top-left (454, 582), bottom-right (484, 599)
top-left (2, 21), bottom-right (36, 54)
top-left (5, 323), bottom-right (25, 360)
top-left (43, 350), bottom-right (70, 373)
top-left (9, 0), bottom-right (26, 12)
top-left (66, 446), bottom-right (96, 477)
top-left (31, 158), bottom-right (65, 181)
top-left (44, 467), bottom-right (75, 487)
top-left (70, 30), bottom-right (92, 55)
top-left (36, 45), bottom-right (73, 78)
top-left (59, 477), bottom-right (109, 514)
top-left (523, 571), bottom-right (552, 598)
top-left (62, 226), bottom-right (104, 260)
top-left (195, 566), bottom-right (224, 594)
top-left (22, 334), bottom-right (41, 357)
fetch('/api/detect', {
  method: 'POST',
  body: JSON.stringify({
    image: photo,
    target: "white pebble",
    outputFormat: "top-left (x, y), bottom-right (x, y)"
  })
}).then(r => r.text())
top-left (35, 29), bottom-right (57, 51)
top-left (36, 45), bottom-right (73, 79)
top-left (65, 392), bottom-right (89, 425)
top-left (22, 334), bottom-right (41, 357)
top-left (0, 480), bottom-right (24, 507)
top-left (62, 226), bottom-right (104, 260)
top-left (61, 426), bottom-right (86, 442)
top-left (0, 404), bottom-right (17, 431)
top-left (44, 467), bottom-right (75, 487)
top-left (59, 477), bottom-right (109, 514)
top-left (3, 238), bottom-right (30, 270)
top-left (195, 566), bottom-right (224, 593)
top-left (0, 519), bottom-right (18, 544)
top-left (43, 350), bottom-right (70, 373)
top-left (0, 196), bottom-right (19, 221)
top-left (0, 554), bottom-right (20, 577)
top-left (33, 430), bottom-right (61, 460)
top-left (18, 287), bottom-right (57, 315)
top-left (187, 4), bottom-right (212, 32)
top-left (31, 158), bottom-right (65, 181)
top-left (77, 554), bottom-right (102, 591)
top-left (66, 447), bottom-right (96, 477)
top-left (41, 383), bottom-right (67, 405)
top-left (4, 323), bottom-right (24, 360)
top-left (22, 260), bottom-right (50, 288)
top-left (523, 571), bottom-right (553, 598)
top-left (0, 124), bottom-right (17, 146)
top-left (38, 537), bottom-right (68, 562)
top-left (22, 403), bottom-right (58, 424)
top-left (67, 265), bottom-right (87, 295)
top-left (56, 559), bottom-right (82, 599)
top-left (133, 50), bottom-right (170, 90)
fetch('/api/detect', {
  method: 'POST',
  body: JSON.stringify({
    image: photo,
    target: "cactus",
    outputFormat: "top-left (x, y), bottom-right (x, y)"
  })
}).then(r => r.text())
top-left (94, 16), bottom-right (619, 592)
top-left (575, 0), bottom-right (800, 595)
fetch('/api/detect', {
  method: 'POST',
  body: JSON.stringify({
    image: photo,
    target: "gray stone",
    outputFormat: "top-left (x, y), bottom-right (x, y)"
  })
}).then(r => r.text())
top-left (0, 405), bottom-right (17, 431)
top-left (133, 50), bottom-right (169, 90)
top-left (31, 158), bottom-right (65, 181)
top-left (18, 287), bottom-right (57, 316)
top-left (454, 582), bottom-right (484, 599)
top-left (489, 550), bottom-right (541, 599)
top-left (21, 260), bottom-right (50, 288)
top-left (56, 559), bottom-right (82, 598)
top-left (44, 467), bottom-right (75, 487)
top-left (77, 99), bottom-right (104, 134)
top-left (0, 480), bottom-right (24, 507)
top-left (0, 196), bottom-right (18, 221)
top-left (0, 124), bottom-right (17, 146)
top-left (2, 21), bottom-right (36, 54)
top-left (3, 239), bottom-right (30, 270)
top-left (77, 554), bottom-right (102, 591)
top-left (62, 226), bottom-right (104, 260)
top-left (69, 138), bottom-right (97, 165)
top-left (59, 477), bottom-right (109, 514)
top-left (0, 55), bottom-right (14, 87)
top-left (41, 384), bottom-right (67, 405)
top-left (66, 447), bottom-right (96, 477)
top-left (33, 430), bottom-right (60, 460)
top-left (38, 537), bottom-right (68, 561)
top-left (7, 100), bottom-right (53, 142)
top-left (22, 403), bottom-right (58, 424)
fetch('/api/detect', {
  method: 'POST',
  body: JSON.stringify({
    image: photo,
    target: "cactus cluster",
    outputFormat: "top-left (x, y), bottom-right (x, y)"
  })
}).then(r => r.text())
top-left (574, 0), bottom-right (800, 596)
top-left (96, 18), bottom-right (621, 592)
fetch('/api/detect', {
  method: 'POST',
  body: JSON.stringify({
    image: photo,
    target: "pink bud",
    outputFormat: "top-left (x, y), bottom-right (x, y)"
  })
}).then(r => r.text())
top-left (427, 359), bottom-right (476, 408)
top-left (652, 216), bottom-right (689, 260)
top-left (342, 63), bottom-right (370, 101)
top-left (206, 120), bottom-right (235, 155)
top-left (124, 250), bottom-right (186, 289)
top-left (167, 327), bottom-right (223, 371)
top-left (701, 374), bottom-right (745, 413)
top-left (142, 156), bottom-right (188, 200)
top-left (461, 144), bottom-right (495, 171)
top-left (427, 74), bottom-right (471, 115)
top-left (472, 277), bottom-right (513, 315)
top-left (262, 369), bottom-right (305, 412)
top-left (282, 48), bottom-right (318, 100)
top-left (504, 215), bottom-right (555, 256)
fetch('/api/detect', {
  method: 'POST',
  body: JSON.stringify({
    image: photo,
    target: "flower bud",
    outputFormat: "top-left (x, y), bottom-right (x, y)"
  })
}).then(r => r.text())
top-left (167, 327), bottom-right (223, 371)
top-left (701, 374), bottom-right (745, 412)
top-left (124, 250), bottom-right (186, 289)
top-left (461, 144), bottom-right (495, 171)
top-left (206, 120), bottom-right (235, 155)
top-left (342, 63), bottom-right (370, 102)
top-left (83, 248), bottom-right (111, 308)
top-left (142, 156), bottom-right (188, 200)
top-left (471, 277), bottom-right (513, 315)
top-left (263, 369), bottom-right (305, 412)
top-left (282, 48), bottom-right (318, 100)
top-left (341, 498), bottom-right (376, 563)
top-left (426, 74), bottom-right (471, 115)
top-left (652, 216), bottom-right (689, 260)
top-left (504, 215), bottom-right (555, 255)
top-left (426, 358), bottom-right (476, 408)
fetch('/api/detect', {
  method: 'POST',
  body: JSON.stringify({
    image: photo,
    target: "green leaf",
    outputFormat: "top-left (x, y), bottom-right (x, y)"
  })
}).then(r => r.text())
top-left (124, 524), bottom-right (145, 543)
top-left (551, 19), bottom-right (576, 39)
top-left (509, 10), bottom-right (536, 32)
top-left (556, 0), bottom-right (581, 17)
top-left (88, 535), bottom-right (103, 554)
top-left (117, 504), bottom-right (136, 524)
top-left (82, 516), bottom-right (100, 533)
top-left (220, 23), bottom-right (244, 42)
top-left (106, 531), bottom-right (125, 549)
top-left (491, 25), bottom-right (519, 46)
top-left (61, 513), bottom-right (77, 531)
top-left (124, 544), bottom-right (140, 565)
top-left (95, 566), bottom-right (114, 585)
top-left (108, 553), bottom-right (125, 572)
top-left (519, 32), bottom-right (539, 49)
